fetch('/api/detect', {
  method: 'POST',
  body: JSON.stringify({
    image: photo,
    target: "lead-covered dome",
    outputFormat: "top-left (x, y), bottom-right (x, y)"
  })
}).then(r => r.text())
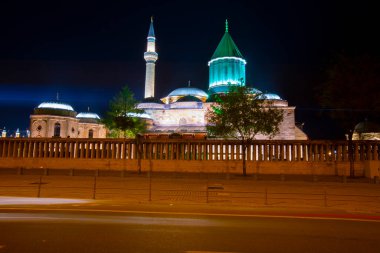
top-left (76, 112), bottom-right (101, 123)
top-left (261, 93), bottom-right (282, 100)
top-left (37, 102), bottom-right (74, 111)
top-left (161, 87), bottom-right (208, 104)
top-left (33, 101), bottom-right (76, 117)
top-left (354, 121), bottom-right (380, 133)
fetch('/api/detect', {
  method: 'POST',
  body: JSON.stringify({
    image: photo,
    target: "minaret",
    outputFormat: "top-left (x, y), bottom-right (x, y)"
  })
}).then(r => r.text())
top-left (144, 17), bottom-right (158, 98)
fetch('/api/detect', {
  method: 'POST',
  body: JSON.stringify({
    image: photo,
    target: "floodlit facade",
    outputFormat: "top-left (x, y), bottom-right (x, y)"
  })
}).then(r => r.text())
top-left (138, 19), bottom-right (308, 140)
top-left (30, 102), bottom-right (106, 138)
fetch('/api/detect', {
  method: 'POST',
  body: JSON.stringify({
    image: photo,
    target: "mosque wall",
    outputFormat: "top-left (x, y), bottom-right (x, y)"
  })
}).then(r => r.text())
top-left (30, 115), bottom-right (106, 138)
top-left (78, 123), bottom-right (107, 138)
top-left (30, 115), bottom-right (78, 138)
top-left (145, 107), bottom-right (207, 126)
top-left (142, 102), bottom-right (307, 140)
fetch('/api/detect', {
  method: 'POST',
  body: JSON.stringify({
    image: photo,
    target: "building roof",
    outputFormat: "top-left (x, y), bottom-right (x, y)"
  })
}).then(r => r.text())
top-left (166, 87), bottom-right (208, 99)
top-left (76, 112), bottom-right (101, 120)
top-left (33, 101), bottom-right (77, 117)
top-left (261, 93), bottom-right (282, 100)
top-left (354, 120), bottom-right (380, 133)
top-left (211, 20), bottom-right (244, 60)
top-left (37, 102), bottom-right (74, 111)
top-left (76, 112), bottom-right (101, 124)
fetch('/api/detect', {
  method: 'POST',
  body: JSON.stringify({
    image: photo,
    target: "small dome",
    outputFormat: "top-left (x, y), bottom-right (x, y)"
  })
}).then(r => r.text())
top-left (262, 93), bottom-right (282, 100)
top-left (76, 112), bottom-right (101, 123)
top-left (354, 121), bottom-right (380, 133)
top-left (37, 102), bottom-right (74, 111)
top-left (76, 112), bottom-right (101, 120)
top-left (249, 88), bottom-right (262, 94)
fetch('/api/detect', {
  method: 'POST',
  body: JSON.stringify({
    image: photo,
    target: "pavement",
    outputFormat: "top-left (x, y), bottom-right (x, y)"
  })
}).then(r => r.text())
top-left (0, 171), bottom-right (380, 219)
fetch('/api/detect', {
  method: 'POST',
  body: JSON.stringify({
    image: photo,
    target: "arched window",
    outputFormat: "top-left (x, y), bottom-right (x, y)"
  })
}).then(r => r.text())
top-left (88, 129), bottom-right (94, 138)
top-left (54, 123), bottom-right (61, 137)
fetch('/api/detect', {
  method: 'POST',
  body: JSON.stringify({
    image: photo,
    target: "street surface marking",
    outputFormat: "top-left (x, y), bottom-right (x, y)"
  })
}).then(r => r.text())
top-left (186, 252), bottom-right (238, 253)
top-left (1, 207), bottom-right (380, 223)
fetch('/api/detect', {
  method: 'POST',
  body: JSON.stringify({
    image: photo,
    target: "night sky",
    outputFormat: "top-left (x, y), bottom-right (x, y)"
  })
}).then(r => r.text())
top-left (0, 0), bottom-right (378, 139)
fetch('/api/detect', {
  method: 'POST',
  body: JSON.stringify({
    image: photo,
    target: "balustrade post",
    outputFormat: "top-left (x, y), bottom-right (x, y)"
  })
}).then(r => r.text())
top-left (354, 142), bottom-right (359, 161)
top-left (374, 144), bottom-right (379, 161)
top-left (366, 142), bottom-right (371, 161)
top-left (290, 144), bottom-right (295, 161)
top-left (337, 144), bottom-right (342, 162)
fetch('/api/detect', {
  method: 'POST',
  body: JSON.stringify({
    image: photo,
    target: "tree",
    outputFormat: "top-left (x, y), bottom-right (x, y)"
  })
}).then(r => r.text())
top-left (104, 86), bottom-right (147, 138)
top-left (206, 86), bottom-right (284, 176)
top-left (316, 53), bottom-right (380, 177)
top-left (316, 53), bottom-right (380, 136)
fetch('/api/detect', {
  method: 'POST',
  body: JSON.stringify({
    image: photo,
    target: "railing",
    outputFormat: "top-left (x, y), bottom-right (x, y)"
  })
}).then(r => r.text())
top-left (0, 138), bottom-right (379, 162)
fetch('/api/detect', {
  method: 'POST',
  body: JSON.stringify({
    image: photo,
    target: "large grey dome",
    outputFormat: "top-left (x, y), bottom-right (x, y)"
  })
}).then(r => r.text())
top-left (168, 87), bottom-right (208, 98)
top-left (161, 87), bottom-right (208, 104)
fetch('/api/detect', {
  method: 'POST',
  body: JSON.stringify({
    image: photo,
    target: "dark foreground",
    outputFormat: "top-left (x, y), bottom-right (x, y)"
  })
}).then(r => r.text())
top-left (0, 209), bottom-right (379, 253)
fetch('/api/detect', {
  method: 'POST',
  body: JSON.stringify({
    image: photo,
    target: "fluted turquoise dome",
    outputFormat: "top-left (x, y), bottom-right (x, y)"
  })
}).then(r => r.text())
top-left (208, 20), bottom-right (246, 95)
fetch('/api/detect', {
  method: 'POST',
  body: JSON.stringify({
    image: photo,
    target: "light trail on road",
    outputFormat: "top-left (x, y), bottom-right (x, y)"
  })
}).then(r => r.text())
top-left (0, 210), bottom-right (380, 253)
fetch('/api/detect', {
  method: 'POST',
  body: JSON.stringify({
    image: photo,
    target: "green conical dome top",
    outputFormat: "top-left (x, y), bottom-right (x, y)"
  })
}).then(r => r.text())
top-left (211, 20), bottom-right (244, 60)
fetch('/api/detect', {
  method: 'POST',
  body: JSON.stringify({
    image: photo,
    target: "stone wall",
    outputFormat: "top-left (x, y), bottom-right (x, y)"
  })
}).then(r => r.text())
top-left (0, 157), bottom-right (368, 177)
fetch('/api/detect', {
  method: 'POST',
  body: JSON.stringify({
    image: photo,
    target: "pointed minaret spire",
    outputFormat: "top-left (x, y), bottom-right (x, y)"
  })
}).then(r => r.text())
top-left (148, 16), bottom-right (155, 38)
top-left (225, 19), bottom-right (229, 33)
top-left (188, 80), bottom-right (191, 87)
top-left (56, 92), bottom-right (59, 101)
top-left (144, 17), bottom-right (158, 98)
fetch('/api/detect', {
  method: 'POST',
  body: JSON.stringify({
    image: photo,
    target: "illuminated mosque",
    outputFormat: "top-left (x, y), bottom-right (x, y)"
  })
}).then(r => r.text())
top-left (138, 19), bottom-right (308, 140)
top-left (28, 19), bottom-right (307, 140)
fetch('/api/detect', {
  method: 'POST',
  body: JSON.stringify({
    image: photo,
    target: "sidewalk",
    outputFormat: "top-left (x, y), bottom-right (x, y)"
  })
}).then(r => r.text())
top-left (0, 173), bottom-right (379, 214)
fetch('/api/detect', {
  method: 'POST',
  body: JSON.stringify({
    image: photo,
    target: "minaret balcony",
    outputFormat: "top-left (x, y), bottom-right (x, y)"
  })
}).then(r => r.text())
top-left (144, 52), bottom-right (158, 62)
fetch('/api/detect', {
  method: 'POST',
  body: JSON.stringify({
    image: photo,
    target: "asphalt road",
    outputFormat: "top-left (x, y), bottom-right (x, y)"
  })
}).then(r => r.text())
top-left (0, 210), bottom-right (379, 253)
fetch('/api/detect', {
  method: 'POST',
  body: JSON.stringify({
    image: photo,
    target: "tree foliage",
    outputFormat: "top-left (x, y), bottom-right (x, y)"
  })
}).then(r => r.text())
top-left (316, 53), bottom-right (380, 134)
top-left (104, 86), bottom-right (146, 138)
top-left (207, 86), bottom-right (284, 175)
